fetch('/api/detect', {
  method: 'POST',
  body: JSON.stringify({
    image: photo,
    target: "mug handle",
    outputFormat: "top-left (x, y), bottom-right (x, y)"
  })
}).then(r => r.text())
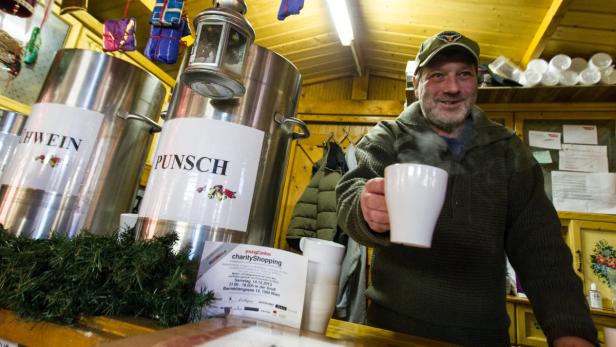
top-left (299, 237), bottom-right (306, 252)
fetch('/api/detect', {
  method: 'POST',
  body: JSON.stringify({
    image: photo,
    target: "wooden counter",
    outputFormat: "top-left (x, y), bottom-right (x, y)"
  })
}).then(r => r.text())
top-left (0, 310), bottom-right (456, 347)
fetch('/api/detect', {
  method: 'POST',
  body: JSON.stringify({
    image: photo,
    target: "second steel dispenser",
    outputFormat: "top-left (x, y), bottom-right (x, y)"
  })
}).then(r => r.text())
top-left (136, 1), bottom-right (309, 260)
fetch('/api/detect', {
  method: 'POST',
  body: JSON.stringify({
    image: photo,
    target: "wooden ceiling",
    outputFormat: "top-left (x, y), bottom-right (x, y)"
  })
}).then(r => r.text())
top-left (88, 0), bottom-right (616, 85)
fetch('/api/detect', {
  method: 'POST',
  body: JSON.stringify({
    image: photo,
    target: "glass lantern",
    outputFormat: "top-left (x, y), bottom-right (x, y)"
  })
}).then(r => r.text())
top-left (182, 0), bottom-right (255, 99)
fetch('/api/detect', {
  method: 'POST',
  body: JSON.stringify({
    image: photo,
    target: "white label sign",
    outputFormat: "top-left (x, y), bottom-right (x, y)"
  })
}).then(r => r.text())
top-left (196, 242), bottom-right (308, 329)
top-left (1, 103), bottom-right (103, 196)
top-left (139, 118), bottom-right (264, 232)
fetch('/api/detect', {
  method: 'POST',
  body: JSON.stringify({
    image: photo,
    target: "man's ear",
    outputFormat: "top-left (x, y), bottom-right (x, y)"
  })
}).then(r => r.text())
top-left (412, 74), bottom-right (420, 99)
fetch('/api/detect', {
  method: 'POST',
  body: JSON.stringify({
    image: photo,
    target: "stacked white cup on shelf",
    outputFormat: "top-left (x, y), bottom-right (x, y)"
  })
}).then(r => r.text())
top-left (520, 52), bottom-right (615, 87)
top-left (299, 237), bottom-right (345, 334)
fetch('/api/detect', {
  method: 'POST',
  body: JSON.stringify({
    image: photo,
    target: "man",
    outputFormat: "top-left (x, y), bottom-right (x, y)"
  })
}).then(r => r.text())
top-left (335, 31), bottom-right (598, 346)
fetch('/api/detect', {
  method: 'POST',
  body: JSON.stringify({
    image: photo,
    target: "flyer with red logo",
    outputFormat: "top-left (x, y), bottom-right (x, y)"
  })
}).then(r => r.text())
top-left (195, 242), bottom-right (307, 329)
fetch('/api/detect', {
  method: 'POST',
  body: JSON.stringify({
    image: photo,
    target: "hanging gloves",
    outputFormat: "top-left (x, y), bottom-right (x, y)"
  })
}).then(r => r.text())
top-left (277, 0), bottom-right (304, 20)
top-left (103, 18), bottom-right (137, 52)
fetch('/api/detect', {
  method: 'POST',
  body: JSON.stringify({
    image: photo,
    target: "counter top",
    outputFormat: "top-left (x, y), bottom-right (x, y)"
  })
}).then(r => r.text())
top-left (97, 316), bottom-right (456, 347)
top-left (0, 310), bottom-right (456, 347)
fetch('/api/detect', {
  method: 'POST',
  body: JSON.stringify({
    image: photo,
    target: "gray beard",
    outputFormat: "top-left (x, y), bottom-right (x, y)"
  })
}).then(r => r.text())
top-left (419, 103), bottom-right (467, 135)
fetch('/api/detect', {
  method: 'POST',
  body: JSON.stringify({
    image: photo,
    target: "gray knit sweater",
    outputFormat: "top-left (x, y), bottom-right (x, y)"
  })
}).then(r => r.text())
top-left (336, 102), bottom-right (598, 346)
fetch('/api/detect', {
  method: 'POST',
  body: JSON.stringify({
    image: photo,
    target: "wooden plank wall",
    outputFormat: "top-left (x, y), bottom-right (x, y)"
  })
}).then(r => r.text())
top-left (275, 75), bottom-right (405, 250)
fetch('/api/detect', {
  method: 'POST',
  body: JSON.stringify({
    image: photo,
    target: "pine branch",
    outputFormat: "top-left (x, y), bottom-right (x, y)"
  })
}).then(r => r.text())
top-left (0, 227), bottom-right (213, 327)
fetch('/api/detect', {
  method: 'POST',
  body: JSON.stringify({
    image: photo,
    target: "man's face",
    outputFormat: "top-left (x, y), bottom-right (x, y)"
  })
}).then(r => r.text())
top-left (413, 53), bottom-right (478, 134)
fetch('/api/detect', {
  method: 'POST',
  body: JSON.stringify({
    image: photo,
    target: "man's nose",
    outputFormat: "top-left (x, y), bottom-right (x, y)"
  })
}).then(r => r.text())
top-left (442, 74), bottom-right (461, 93)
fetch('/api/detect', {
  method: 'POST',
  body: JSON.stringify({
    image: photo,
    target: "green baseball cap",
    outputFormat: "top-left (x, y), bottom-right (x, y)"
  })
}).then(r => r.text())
top-left (415, 31), bottom-right (480, 70)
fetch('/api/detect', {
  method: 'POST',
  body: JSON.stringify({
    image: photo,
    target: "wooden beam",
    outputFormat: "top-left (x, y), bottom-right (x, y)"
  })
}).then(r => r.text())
top-left (520, 0), bottom-right (572, 67)
top-left (350, 39), bottom-right (364, 77)
top-left (298, 99), bottom-right (404, 116)
top-left (351, 71), bottom-right (369, 100)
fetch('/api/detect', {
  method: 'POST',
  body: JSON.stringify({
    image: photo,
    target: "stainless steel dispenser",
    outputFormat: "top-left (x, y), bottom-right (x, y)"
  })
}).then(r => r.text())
top-left (0, 109), bottom-right (27, 178)
top-left (136, 42), bottom-right (308, 260)
top-left (0, 49), bottom-right (166, 238)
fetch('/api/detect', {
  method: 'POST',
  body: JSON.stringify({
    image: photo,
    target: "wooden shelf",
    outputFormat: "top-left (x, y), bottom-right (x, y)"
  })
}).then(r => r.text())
top-left (406, 85), bottom-right (616, 105)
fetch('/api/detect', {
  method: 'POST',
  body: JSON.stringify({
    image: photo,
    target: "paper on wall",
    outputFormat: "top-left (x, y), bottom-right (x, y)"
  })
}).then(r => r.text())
top-left (532, 150), bottom-right (553, 164)
top-left (551, 171), bottom-right (616, 214)
top-left (528, 131), bottom-right (561, 150)
top-left (562, 124), bottom-right (598, 145)
top-left (558, 144), bottom-right (608, 173)
top-left (195, 242), bottom-right (308, 329)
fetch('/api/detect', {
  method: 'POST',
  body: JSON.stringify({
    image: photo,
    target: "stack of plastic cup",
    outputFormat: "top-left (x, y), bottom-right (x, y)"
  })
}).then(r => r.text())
top-left (549, 54), bottom-right (572, 71)
top-left (589, 52), bottom-right (613, 71)
top-left (559, 70), bottom-right (578, 86)
top-left (547, 54), bottom-right (573, 85)
top-left (299, 237), bottom-right (345, 334)
top-left (541, 70), bottom-right (560, 86)
top-left (602, 69), bottom-right (616, 85)
top-left (569, 57), bottom-right (588, 73)
top-left (579, 67), bottom-right (601, 85)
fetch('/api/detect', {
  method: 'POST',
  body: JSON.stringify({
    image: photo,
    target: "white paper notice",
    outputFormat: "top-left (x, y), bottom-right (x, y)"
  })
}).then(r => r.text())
top-left (532, 150), bottom-right (553, 164)
top-left (195, 326), bottom-right (341, 347)
top-left (559, 144), bottom-right (608, 173)
top-left (563, 124), bottom-right (598, 145)
top-left (528, 131), bottom-right (561, 150)
top-left (196, 242), bottom-right (308, 329)
top-left (551, 171), bottom-right (616, 214)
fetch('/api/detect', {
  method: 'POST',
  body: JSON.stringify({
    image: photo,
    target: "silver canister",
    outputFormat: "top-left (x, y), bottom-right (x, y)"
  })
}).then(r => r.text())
top-left (0, 49), bottom-right (166, 238)
top-left (136, 44), bottom-right (309, 260)
top-left (0, 109), bottom-right (27, 178)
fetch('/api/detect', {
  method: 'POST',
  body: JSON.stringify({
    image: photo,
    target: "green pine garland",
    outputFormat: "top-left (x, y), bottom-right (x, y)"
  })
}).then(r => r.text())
top-left (0, 227), bottom-right (213, 327)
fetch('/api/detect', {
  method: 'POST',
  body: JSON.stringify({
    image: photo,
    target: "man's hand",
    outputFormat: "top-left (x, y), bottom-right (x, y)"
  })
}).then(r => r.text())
top-left (360, 178), bottom-right (390, 233)
top-left (553, 336), bottom-right (595, 347)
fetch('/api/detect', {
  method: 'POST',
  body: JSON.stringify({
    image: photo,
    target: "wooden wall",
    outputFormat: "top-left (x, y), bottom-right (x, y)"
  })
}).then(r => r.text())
top-left (275, 75), bottom-right (405, 249)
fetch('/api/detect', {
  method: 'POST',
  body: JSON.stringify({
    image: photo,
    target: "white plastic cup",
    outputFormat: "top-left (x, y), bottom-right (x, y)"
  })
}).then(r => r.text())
top-left (569, 57), bottom-right (588, 73)
top-left (384, 163), bottom-right (448, 248)
top-left (301, 283), bottom-right (338, 334)
top-left (579, 68), bottom-right (601, 85)
top-left (299, 237), bottom-right (345, 265)
top-left (526, 59), bottom-right (548, 74)
top-left (541, 71), bottom-right (560, 86)
top-left (559, 70), bottom-right (579, 86)
top-left (520, 70), bottom-right (542, 87)
top-left (119, 213), bottom-right (138, 231)
top-left (589, 52), bottom-right (613, 71)
top-left (549, 54), bottom-right (572, 71)
top-left (306, 260), bottom-right (341, 285)
top-left (601, 69), bottom-right (616, 85)
top-left (605, 327), bottom-right (616, 347)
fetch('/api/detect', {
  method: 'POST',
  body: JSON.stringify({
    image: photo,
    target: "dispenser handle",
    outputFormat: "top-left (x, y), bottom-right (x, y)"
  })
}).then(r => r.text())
top-left (117, 112), bottom-right (163, 133)
top-left (276, 115), bottom-right (310, 140)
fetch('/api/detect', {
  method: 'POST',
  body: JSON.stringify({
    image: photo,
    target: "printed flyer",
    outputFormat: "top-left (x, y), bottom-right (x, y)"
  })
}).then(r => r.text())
top-left (195, 242), bottom-right (308, 329)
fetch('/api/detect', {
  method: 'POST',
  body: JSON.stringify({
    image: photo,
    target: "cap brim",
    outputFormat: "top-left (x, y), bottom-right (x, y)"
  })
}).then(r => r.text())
top-left (417, 43), bottom-right (479, 68)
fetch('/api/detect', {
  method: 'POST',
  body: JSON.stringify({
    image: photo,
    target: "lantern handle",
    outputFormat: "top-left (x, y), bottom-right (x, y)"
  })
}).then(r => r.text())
top-left (117, 111), bottom-right (163, 133)
top-left (275, 113), bottom-right (309, 140)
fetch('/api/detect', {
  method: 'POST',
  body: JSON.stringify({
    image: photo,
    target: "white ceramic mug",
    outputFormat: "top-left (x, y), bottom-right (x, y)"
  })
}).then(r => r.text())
top-left (384, 163), bottom-right (448, 248)
top-left (299, 237), bottom-right (345, 265)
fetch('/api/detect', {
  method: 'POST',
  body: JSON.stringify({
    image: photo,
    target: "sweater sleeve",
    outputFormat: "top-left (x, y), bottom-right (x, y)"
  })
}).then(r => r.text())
top-left (504, 137), bottom-right (599, 346)
top-left (335, 122), bottom-right (398, 248)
